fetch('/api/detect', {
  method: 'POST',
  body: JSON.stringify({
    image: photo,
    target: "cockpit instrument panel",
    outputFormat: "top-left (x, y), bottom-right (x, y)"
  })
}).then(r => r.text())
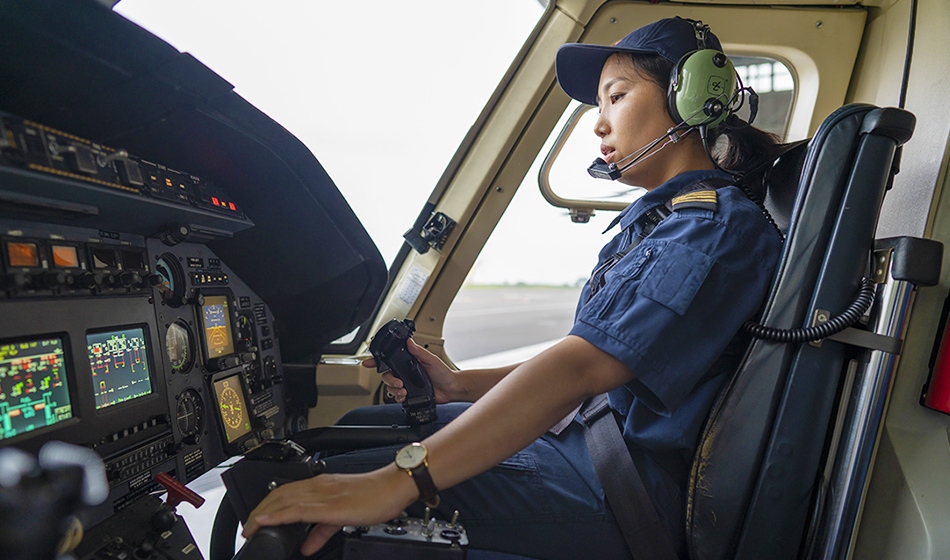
top-left (0, 109), bottom-right (288, 530)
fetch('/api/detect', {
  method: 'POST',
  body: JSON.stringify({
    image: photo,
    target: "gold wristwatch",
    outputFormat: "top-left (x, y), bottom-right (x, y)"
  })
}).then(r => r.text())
top-left (395, 442), bottom-right (440, 508)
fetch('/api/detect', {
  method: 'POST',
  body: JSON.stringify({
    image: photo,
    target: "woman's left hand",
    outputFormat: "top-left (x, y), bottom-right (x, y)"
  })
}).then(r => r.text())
top-left (242, 467), bottom-right (415, 556)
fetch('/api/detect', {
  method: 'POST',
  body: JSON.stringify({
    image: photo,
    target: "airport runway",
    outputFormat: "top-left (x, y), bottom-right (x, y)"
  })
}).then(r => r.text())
top-left (443, 286), bottom-right (583, 364)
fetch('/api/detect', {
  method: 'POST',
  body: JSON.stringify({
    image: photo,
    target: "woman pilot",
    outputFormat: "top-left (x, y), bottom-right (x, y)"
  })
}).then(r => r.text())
top-left (244, 16), bottom-right (782, 560)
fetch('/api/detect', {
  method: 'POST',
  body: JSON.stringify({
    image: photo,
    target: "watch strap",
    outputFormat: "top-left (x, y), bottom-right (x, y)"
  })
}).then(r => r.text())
top-left (409, 461), bottom-right (441, 508)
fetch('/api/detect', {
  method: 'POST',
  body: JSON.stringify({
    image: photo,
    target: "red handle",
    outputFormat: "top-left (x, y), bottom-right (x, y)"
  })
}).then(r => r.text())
top-left (155, 472), bottom-right (205, 510)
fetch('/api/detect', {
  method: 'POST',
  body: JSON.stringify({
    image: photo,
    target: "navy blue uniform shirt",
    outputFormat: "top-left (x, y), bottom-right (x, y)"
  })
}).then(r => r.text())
top-left (570, 168), bottom-right (782, 537)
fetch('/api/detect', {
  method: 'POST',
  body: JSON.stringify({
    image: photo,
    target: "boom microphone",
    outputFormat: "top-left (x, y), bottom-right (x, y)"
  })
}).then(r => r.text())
top-left (587, 123), bottom-right (692, 180)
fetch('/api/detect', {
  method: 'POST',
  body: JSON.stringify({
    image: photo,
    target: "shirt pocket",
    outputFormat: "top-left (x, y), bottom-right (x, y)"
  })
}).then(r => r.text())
top-left (638, 241), bottom-right (714, 315)
top-left (589, 242), bottom-right (660, 318)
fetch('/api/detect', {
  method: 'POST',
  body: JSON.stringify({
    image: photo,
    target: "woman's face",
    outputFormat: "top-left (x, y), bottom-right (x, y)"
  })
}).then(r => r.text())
top-left (594, 54), bottom-right (706, 190)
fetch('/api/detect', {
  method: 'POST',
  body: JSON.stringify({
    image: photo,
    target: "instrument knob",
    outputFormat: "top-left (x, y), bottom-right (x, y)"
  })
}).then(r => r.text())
top-left (118, 271), bottom-right (140, 287)
top-left (77, 271), bottom-right (102, 289)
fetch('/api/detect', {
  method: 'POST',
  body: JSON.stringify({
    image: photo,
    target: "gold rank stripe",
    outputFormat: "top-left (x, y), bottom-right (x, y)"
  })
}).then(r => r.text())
top-left (672, 190), bottom-right (717, 206)
top-left (26, 163), bottom-right (139, 194)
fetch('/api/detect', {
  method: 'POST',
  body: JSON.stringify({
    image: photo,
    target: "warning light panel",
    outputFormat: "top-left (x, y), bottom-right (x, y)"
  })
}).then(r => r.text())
top-left (0, 111), bottom-right (251, 228)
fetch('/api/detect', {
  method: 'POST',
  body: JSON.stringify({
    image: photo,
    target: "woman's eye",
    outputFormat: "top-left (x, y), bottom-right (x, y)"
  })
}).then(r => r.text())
top-left (610, 93), bottom-right (624, 103)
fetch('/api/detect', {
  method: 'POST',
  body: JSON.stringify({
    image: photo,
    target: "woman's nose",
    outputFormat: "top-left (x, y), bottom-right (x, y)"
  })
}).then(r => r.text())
top-left (593, 112), bottom-right (609, 138)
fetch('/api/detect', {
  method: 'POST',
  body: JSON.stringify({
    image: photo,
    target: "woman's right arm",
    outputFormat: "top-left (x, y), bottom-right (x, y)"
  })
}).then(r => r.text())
top-left (369, 339), bottom-right (521, 403)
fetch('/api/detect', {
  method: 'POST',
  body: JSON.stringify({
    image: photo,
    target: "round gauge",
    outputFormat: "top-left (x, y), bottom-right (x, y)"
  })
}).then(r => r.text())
top-left (165, 321), bottom-right (194, 373)
top-left (218, 386), bottom-right (245, 430)
top-left (154, 254), bottom-right (185, 307)
top-left (176, 389), bottom-right (204, 445)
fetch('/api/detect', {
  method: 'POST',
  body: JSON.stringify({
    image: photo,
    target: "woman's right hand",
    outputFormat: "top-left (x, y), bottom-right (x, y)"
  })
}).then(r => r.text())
top-left (361, 339), bottom-right (464, 404)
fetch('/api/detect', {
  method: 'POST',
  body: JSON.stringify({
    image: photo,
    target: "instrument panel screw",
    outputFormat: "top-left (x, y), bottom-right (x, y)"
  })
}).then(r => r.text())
top-left (610, 17), bottom-right (617, 24)
top-left (815, 21), bottom-right (823, 28)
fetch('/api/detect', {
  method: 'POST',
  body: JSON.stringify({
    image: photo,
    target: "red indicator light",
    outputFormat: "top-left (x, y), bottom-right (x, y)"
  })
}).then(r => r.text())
top-left (228, 202), bottom-right (236, 211)
top-left (212, 196), bottom-right (220, 206)
top-left (9, 408), bottom-right (21, 417)
top-left (34, 403), bottom-right (45, 411)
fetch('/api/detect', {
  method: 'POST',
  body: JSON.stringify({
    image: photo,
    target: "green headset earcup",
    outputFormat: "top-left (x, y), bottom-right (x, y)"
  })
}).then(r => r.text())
top-left (667, 49), bottom-right (738, 128)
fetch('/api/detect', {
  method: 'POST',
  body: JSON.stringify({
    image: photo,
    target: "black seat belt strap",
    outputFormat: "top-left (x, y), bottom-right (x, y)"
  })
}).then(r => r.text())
top-left (581, 394), bottom-right (679, 560)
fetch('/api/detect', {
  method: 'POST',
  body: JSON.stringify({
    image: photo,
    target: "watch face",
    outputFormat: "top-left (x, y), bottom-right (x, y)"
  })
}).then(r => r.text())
top-left (395, 443), bottom-right (426, 469)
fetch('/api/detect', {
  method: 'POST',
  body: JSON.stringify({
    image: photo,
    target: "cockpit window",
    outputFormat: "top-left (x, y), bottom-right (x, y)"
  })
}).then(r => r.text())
top-left (732, 56), bottom-right (795, 135)
top-left (114, 1), bottom-right (546, 266)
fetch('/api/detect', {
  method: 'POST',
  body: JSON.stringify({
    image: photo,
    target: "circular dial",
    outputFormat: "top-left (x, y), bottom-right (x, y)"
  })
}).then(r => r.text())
top-left (218, 386), bottom-right (245, 430)
top-left (176, 389), bottom-right (204, 445)
top-left (154, 254), bottom-right (184, 307)
top-left (165, 321), bottom-right (194, 373)
top-left (395, 443), bottom-right (427, 469)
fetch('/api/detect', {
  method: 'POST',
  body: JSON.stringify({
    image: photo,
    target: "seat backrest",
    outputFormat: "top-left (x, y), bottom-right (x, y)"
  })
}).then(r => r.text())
top-left (686, 104), bottom-right (916, 560)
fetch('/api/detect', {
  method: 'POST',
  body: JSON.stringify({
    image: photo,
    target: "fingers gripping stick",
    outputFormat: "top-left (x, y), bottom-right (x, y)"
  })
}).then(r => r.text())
top-left (369, 319), bottom-right (437, 425)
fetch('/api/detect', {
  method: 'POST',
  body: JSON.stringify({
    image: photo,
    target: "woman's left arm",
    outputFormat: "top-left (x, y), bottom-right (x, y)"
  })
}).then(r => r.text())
top-left (243, 334), bottom-right (634, 555)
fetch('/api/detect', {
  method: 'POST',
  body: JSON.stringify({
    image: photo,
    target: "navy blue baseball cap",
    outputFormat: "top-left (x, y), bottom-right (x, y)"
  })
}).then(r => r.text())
top-left (556, 17), bottom-right (723, 106)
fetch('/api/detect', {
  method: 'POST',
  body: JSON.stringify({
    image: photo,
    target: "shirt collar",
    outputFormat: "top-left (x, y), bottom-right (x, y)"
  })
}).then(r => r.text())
top-left (603, 169), bottom-right (734, 233)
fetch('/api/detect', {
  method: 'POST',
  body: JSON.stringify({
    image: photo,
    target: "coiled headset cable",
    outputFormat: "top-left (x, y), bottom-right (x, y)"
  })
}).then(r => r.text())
top-left (743, 277), bottom-right (877, 343)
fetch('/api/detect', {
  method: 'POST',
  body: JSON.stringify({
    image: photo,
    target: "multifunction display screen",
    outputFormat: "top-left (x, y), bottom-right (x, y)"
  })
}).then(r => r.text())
top-left (201, 295), bottom-right (235, 360)
top-left (86, 327), bottom-right (153, 410)
top-left (212, 374), bottom-right (251, 443)
top-left (0, 337), bottom-right (73, 441)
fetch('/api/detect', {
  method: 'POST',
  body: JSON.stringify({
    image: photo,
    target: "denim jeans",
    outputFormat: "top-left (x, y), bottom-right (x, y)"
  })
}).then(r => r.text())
top-left (324, 403), bottom-right (631, 560)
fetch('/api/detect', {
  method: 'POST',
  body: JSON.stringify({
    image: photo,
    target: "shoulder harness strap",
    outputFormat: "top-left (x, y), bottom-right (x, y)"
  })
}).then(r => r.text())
top-left (581, 394), bottom-right (679, 560)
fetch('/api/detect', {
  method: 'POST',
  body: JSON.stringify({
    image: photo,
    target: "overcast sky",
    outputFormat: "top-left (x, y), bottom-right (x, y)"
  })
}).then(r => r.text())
top-left (115, 1), bottom-right (625, 286)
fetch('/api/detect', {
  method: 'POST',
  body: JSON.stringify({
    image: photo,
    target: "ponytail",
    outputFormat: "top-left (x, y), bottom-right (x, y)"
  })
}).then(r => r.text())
top-left (711, 115), bottom-right (783, 172)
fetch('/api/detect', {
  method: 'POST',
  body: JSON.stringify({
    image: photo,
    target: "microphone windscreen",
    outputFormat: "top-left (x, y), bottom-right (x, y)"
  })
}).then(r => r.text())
top-left (587, 158), bottom-right (622, 180)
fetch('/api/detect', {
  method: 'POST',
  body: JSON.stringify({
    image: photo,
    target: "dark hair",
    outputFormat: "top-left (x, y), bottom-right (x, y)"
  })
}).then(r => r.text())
top-left (625, 53), bottom-right (782, 177)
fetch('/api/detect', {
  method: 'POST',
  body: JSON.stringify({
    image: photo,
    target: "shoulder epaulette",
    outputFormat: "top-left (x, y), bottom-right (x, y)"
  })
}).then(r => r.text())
top-left (669, 178), bottom-right (732, 212)
top-left (671, 188), bottom-right (717, 212)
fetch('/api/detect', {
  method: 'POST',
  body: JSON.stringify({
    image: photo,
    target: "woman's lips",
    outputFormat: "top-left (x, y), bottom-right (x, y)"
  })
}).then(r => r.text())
top-left (601, 145), bottom-right (616, 163)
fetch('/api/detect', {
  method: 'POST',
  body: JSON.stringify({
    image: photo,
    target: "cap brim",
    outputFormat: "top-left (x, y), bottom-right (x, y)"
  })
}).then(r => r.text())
top-left (555, 43), bottom-right (657, 106)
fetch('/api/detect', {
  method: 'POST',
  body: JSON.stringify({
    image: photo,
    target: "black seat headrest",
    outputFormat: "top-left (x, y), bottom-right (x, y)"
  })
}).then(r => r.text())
top-left (762, 141), bottom-right (809, 236)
